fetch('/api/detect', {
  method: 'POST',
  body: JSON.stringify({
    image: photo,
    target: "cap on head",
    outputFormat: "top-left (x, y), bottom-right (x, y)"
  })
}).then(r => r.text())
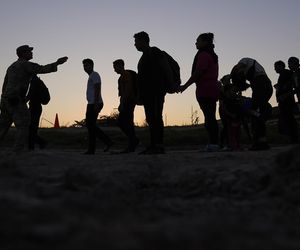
top-left (16, 45), bottom-right (33, 57)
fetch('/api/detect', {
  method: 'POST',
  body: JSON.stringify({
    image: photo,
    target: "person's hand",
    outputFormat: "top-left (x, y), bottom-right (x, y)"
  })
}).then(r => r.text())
top-left (177, 84), bottom-right (188, 93)
top-left (56, 56), bottom-right (68, 65)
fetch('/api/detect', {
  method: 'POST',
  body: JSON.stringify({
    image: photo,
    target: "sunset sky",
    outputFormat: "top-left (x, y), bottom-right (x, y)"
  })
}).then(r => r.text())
top-left (0, 0), bottom-right (299, 126)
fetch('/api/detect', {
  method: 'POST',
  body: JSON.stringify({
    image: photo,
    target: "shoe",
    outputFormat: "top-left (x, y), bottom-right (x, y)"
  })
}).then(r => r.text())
top-left (128, 138), bottom-right (140, 152)
top-left (103, 141), bottom-right (113, 152)
top-left (248, 142), bottom-right (270, 151)
top-left (83, 151), bottom-right (95, 155)
top-left (118, 148), bottom-right (131, 154)
top-left (205, 144), bottom-right (220, 152)
top-left (39, 141), bottom-right (47, 150)
top-left (138, 146), bottom-right (165, 155)
top-left (221, 146), bottom-right (232, 152)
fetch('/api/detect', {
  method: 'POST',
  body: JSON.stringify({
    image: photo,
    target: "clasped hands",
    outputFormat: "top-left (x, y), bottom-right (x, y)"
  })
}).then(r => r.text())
top-left (176, 84), bottom-right (188, 93)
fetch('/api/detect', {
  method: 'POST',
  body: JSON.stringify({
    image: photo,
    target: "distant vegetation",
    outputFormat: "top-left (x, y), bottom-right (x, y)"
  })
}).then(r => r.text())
top-left (1, 111), bottom-right (299, 151)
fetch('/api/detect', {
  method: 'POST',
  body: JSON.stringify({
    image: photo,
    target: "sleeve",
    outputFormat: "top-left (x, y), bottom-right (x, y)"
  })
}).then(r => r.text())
top-left (26, 62), bottom-right (58, 75)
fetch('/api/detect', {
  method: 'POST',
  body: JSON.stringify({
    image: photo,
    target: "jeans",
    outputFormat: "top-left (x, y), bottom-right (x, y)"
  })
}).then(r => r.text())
top-left (197, 97), bottom-right (219, 145)
top-left (118, 102), bottom-right (138, 147)
top-left (28, 103), bottom-right (46, 149)
top-left (85, 103), bottom-right (111, 153)
top-left (143, 94), bottom-right (165, 147)
top-left (251, 75), bottom-right (273, 142)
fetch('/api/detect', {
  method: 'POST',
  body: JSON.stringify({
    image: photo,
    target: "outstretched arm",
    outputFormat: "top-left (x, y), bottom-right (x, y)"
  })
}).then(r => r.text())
top-left (28, 56), bottom-right (68, 75)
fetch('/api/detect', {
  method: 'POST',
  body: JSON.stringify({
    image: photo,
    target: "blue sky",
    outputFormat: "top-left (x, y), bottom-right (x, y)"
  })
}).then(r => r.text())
top-left (0, 0), bottom-right (299, 126)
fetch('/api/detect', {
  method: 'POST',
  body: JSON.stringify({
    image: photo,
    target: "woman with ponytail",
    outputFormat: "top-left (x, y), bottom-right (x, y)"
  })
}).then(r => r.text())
top-left (179, 33), bottom-right (220, 151)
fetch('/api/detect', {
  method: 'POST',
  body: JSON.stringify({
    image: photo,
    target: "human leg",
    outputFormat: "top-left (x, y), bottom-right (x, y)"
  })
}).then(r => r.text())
top-left (94, 103), bottom-right (112, 152)
top-left (141, 94), bottom-right (165, 154)
top-left (85, 104), bottom-right (97, 154)
top-left (28, 104), bottom-right (43, 150)
top-left (118, 103), bottom-right (139, 151)
top-left (250, 76), bottom-right (273, 149)
top-left (11, 102), bottom-right (30, 152)
top-left (198, 98), bottom-right (219, 145)
top-left (0, 100), bottom-right (13, 145)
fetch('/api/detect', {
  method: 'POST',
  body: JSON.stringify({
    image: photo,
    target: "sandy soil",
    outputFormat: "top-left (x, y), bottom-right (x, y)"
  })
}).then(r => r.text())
top-left (0, 145), bottom-right (300, 250)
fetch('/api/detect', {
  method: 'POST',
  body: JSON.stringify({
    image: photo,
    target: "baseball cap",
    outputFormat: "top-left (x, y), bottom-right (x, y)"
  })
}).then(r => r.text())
top-left (16, 45), bottom-right (33, 55)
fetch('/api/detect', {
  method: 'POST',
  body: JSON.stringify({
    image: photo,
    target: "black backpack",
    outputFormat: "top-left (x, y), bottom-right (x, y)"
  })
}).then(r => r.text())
top-left (126, 69), bottom-right (143, 105)
top-left (162, 51), bottom-right (181, 94)
top-left (39, 80), bottom-right (51, 105)
top-left (30, 75), bottom-right (51, 105)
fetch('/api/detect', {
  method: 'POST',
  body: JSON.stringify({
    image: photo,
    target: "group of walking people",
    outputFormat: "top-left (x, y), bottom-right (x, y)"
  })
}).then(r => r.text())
top-left (0, 31), bottom-right (299, 154)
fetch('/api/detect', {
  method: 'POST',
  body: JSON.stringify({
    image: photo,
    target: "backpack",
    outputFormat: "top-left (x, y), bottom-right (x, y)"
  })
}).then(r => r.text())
top-left (30, 76), bottom-right (51, 105)
top-left (127, 69), bottom-right (138, 95)
top-left (127, 69), bottom-right (143, 105)
top-left (162, 51), bottom-right (181, 94)
top-left (39, 80), bottom-right (51, 105)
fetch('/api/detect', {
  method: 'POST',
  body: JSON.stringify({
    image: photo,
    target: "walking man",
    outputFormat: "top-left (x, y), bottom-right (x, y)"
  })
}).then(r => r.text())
top-left (134, 31), bottom-right (173, 154)
top-left (113, 59), bottom-right (139, 153)
top-left (82, 58), bottom-right (112, 154)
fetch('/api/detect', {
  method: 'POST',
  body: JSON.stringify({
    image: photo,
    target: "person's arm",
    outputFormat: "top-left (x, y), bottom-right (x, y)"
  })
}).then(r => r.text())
top-left (94, 81), bottom-right (102, 113)
top-left (27, 56), bottom-right (68, 75)
top-left (94, 83), bottom-right (100, 104)
top-left (1, 73), bottom-right (8, 94)
top-left (178, 69), bottom-right (202, 93)
top-left (178, 52), bottom-right (209, 93)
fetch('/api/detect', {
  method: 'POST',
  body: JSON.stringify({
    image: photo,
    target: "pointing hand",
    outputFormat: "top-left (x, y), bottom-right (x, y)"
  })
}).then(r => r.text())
top-left (56, 56), bottom-right (68, 65)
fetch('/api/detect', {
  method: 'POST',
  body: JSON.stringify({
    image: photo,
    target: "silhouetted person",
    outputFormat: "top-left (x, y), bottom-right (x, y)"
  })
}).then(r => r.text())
top-left (134, 31), bottom-right (173, 154)
top-left (26, 75), bottom-right (47, 150)
top-left (274, 60), bottom-right (298, 143)
top-left (218, 75), bottom-right (231, 149)
top-left (113, 59), bottom-right (139, 153)
top-left (218, 75), bottom-right (242, 150)
top-left (0, 45), bottom-right (68, 152)
top-left (82, 58), bottom-right (112, 155)
top-left (231, 58), bottom-right (273, 151)
top-left (179, 33), bottom-right (220, 152)
top-left (288, 56), bottom-right (300, 111)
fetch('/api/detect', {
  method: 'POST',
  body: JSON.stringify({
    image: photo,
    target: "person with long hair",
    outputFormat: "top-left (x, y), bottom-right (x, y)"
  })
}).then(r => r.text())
top-left (179, 33), bottom-right (220, 151)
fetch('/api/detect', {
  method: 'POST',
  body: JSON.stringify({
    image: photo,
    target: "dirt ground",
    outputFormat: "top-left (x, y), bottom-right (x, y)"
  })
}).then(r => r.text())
top-left (0, 145), bottom-right (300, 250)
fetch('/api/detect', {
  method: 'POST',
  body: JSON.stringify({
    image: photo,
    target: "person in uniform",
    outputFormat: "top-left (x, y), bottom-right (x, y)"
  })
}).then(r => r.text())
top-left (0, 45), bottom-right (68, 152)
